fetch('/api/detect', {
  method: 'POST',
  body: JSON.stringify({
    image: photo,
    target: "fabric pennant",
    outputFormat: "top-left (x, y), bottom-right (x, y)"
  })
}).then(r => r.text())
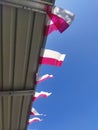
top-left (27, 117), bottom-right (42, 124)
top-left (45, 6), bottom-right (75, 35)
top-left (30, 107), bottom-right (46, 116)
top-left (33, 91), bottom-right (52, 101)
top-left (39, 49), bottom-right (66, 66)
top-left (36, 74), bottom-right (53, 84)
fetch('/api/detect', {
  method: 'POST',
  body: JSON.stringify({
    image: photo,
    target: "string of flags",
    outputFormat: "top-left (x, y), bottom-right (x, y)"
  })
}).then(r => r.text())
top-left (28, 5), bottom-right (75, 125)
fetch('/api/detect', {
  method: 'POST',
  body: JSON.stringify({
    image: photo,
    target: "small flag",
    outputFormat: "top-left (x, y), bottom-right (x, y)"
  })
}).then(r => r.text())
top-left (45, 6), bottom-right (75, 35)
top-left (33, 91), bottom-right (52, 101)
top-left (36, 74), bottom-right (53, 84)
top-left (39, 49), bottom-right (66, 66)
top-left (30, 107), bottom-right (46, 116)
top-left (27, 117), bottom-right (42, 124)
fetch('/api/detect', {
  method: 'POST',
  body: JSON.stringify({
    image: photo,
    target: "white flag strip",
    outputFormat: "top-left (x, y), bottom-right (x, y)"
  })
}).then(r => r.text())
top-left (33, 91), bottom-right (52, 101)
top-left (52, 6), bottom-right (75, 25)
top-left (39, 49), bottom-right (66, 66)
top-left (27, 117), bottom-right (42, 124)
top-left (30, 107), bottom-right (46, 116)
top-left (36, 74), bottom-right (53, 84)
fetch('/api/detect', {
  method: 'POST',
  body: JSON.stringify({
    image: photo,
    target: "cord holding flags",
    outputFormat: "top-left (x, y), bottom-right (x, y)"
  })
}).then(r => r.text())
top-left (27, 4), bottom-right (75, 126)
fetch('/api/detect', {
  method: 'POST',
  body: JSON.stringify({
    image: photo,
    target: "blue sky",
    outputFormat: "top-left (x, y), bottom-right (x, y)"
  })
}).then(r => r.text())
top-left (28, 0), bottom-right (98, 130)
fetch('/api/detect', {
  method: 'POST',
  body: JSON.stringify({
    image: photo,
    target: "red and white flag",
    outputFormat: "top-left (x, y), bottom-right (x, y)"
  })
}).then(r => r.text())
top-left (30, 107), bottom-right (46, 116)
top-left (33, 91), bottom-right (52, 101)
top-left (39, 49), bottom-right (66, 66)
top-left (44, 6), bottom-right (75, 35)
top-left (27, 117), bottom-right (42, 124)
top-left (36, 74), bottom-right (53, 84)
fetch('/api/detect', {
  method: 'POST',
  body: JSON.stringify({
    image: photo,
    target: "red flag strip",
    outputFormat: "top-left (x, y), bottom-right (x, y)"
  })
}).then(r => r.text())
top-left (44, 6), bottom-right (75, 35)
top-left (44, 15), bottom-right (58, 36)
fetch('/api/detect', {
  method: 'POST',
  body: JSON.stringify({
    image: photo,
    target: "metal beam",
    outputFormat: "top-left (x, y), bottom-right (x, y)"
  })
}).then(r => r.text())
top-left (0, 0), bottom-right (53, 13)
top-left (31, 0), bottom-right (55, 5)
top-left (0, 90), bottom-right (35, 96)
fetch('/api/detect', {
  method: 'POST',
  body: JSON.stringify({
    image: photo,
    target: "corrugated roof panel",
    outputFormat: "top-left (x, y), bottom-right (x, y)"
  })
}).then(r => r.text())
top-left (11, 96), bottom-right (23, 130)
top-left (19, 96), bottom-right (32, 130)
top-left (25, 12), bottom-right (46, 89)
top-left (13, 9), bottom-right (34, 90)
top-left (0, 4), bottom-right (3, 130)
top-left (3, 96), bottom-right (11, 130)
top-left (0, 5), bottom-right (2, 89)
top-left (2, 5), bottom-right (17, 130)
top-left (0, 5), bottom-right (47, 130)
top-left (0, 98), bottom-right (3, 130)
top-left (2, 5), bottom-right (16, 89)
top-left (0, 0), bottom-right (55, 129)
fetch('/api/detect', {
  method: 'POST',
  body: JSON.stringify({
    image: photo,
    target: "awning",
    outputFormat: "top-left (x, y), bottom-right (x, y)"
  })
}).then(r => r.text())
top-left (0, 0), bottom-right (55, 129)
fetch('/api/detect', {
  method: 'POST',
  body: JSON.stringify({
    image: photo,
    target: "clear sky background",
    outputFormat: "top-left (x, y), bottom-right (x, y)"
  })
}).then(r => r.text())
top-left (28, 0), bottom-right (98, 130)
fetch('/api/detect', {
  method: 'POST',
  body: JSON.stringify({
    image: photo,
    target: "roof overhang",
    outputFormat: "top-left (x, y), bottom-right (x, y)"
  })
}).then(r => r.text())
top-left (0, 0), bottom-right (54, 13)
top-left (0, 0), bottom-right (55, 129)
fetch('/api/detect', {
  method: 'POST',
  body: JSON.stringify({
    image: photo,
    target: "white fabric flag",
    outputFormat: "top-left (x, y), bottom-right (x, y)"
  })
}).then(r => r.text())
top-left (30, 107), bottom-right (46, 116)
top-left (36, 74), bottom-right (53, 84)
top-left (39, 49), bottom-right (66, 66)
top-left (33, 91), bottom-right (52, 101)
top-left (27, 117), bottom-right (42, 124)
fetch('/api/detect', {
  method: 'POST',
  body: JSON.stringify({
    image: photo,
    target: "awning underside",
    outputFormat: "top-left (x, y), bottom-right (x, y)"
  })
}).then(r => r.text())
top-left (0, 0), bottom-right (55, 129)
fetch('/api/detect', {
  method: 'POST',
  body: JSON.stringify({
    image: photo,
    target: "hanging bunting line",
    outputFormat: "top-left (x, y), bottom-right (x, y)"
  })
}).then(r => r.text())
top-left (27, 117), bottom-right (42, 124)
top-left (36, 74), bottom-right (53, 84)
top-left (39, 49), bottom-right (66, 66)
top-left (33, 91), bottom-right (52, 101)
top-left (28, 5), bottom-right (75, 127)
